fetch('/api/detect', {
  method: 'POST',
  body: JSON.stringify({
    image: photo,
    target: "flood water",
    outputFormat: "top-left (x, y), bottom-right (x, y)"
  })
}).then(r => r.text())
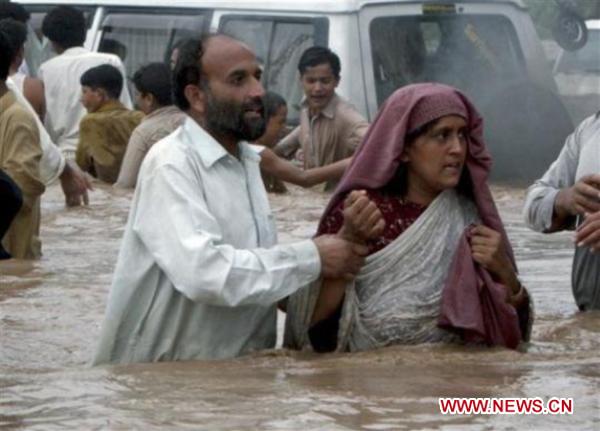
top-left (1, 182), bottom-right (598, 430)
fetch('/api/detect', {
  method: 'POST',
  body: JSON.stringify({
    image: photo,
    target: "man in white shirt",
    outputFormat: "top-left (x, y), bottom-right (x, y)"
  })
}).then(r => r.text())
top-left (0, 16), bottom-right (91, 206)
top-left (38, 5), bottom-right (132, 159)
top-left (523, 113), bottom-right (600, 310)
top-left (93, 35), bottom-right (371, 365)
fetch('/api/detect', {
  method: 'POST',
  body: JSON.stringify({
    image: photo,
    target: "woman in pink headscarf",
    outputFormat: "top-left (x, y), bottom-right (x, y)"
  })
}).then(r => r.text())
top-left (284, 83), bottom-right (532, 353)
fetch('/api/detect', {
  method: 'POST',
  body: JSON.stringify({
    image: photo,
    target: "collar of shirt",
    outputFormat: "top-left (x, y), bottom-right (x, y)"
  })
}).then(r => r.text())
top-left (181, 116), bottom-right (260, 169)
top-left (61, 46), bottom-right (90, 57)
top-left (95, 100), bottom-right (127, 114)
top-left (144, 105), bottom-right (181, 122)
top-left (0, 90), bottom-right (18, 112)
top-left (301, 93), bottom-right (340, 120)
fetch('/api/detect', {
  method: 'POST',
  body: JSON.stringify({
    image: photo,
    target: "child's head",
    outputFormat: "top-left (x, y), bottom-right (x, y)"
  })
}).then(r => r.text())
top-left (132, 62), bottom-right (173, 115)
top-left (259, 91), bottom-right (287, 147)
top-left (80, 64), bottom-right (123, 113)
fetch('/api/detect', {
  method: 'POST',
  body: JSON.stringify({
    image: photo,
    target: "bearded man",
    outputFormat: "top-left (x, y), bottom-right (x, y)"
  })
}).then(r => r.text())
top-left (93, 35), bottom-right (369, 365)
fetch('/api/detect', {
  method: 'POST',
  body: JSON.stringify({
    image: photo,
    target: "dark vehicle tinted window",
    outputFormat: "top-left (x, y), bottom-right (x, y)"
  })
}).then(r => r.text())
top-left (220, 15), bottom-right (328, 124)
top-left (369, 15), bottom-right (525, 108)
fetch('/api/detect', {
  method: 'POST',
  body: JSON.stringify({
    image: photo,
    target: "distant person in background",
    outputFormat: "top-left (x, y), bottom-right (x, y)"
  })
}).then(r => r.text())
top-left (0, 169), bottom-right (23, 260)
top-left (115, 62), bottom-right (185, 188)
top-left (523, 113), bottom-right (600, 310)
top-left (0, 17), bottom-right (44, 119)
top-left (275, 46), bottom-right (369, 190)
top-left (0, 17), bottom-right (92, 207)
top-left (39, 5), bottom-right (132, 159)
top-left (76, 64), bottom-right (143, 184)
top-left (0, 32), bottom-right (45, 259)
top-left (253, 91), bottom-right (351, 192)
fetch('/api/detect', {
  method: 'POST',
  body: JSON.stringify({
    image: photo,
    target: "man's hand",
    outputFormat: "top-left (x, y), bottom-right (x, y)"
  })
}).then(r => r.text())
top-left (338, 190), bottom-right (385, 243)
top-left (313, 234), bottom-right (369, 281)
top-left (557, 174), bottom-right (600, 217)
top-left (575, 211), bottom-right (600, 251)
top-left (59, 160), bottom-right (93, 207)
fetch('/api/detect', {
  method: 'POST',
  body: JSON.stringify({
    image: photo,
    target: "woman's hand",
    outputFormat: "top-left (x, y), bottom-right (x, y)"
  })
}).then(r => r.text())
top-left (338, 190), bottom-right (385, 243)
top-left (470, 225), bottom-right (522, 303)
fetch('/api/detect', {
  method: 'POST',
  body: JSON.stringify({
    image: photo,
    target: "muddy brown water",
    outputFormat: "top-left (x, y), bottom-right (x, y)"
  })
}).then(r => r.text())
top-left (1, 183), bottom-right (598, 430)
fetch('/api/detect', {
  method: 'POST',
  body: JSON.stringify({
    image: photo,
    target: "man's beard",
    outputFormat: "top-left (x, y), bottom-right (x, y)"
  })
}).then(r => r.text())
top-left (204, 87), bottom-right (266, 142)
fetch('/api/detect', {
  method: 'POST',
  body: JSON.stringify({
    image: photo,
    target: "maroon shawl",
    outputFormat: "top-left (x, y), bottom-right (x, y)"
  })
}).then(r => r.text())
top-left (317, 83), bottom-right (523, 348)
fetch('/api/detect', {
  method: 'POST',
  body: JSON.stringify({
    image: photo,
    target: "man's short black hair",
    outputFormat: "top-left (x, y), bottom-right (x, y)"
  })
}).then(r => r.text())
top-left (0, 18), bottom-right (27, 54)
top-left (0, 2), bottom-right (30, 23)
top-left (42, 5), bottom-right (86, 49)
top-left (132, 62), bottom-right (173, 107)
top-left (172, 36), bottom-right (214, 111)
top-left (298, 46), bottom-right (341, 79)
top-left (264, 91), bottom-right (286, 120)
top-left (0, 31), bottom-right (14, 80)
top-left (80, 64), bottom-right (123, 99)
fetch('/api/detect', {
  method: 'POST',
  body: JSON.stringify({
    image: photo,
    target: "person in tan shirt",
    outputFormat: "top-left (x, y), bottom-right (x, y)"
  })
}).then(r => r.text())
top-left (275, 46), bottom-right (369, 190)
top-left (0, 32), bottom-right (45, 259)
top-left (76, 64), bottom-right (143, 184)
top-left (115, 62), bottom-right (185, 188)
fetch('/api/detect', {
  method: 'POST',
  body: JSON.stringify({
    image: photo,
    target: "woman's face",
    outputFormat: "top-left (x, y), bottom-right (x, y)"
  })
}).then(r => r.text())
top-left (402, 115), bottom-right (468, 204)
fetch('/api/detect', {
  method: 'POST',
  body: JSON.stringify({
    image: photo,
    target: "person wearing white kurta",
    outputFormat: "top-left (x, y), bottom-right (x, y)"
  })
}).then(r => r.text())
top-left (38, 47), bottom-right (132, 158)
top-left (93, 34), bottom-right (368, 365)
top-left (93, 118), bottom-right (324, 364)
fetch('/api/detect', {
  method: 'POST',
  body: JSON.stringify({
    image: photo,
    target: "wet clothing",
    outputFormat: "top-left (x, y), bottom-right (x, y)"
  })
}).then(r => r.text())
top-left (93, 117), bottom-right (321, 365)
top-left (285, 83), bottom-right (531, 353)
top-left (0, 91), bottom-right (45, 259)
top-left (319, 189), bottom-right (427, 255)
top-left (524, 114), bottom-right (600, 310)
top-left (0, 169), bottom-right (23, 260)
top-left (76, 101), bottom-right (144, 184)
top-left (116, 106), bottom-right (185, 188)
top-left (7, 77), bottom-right (65, 185)
top-left (275, 94), bottom-right (368, 190)
top-left (38, 47), bottom-right (132, 158)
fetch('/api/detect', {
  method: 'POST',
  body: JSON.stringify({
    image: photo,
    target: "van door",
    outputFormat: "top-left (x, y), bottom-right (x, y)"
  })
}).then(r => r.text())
top-left (218, 14), bottom-right (328, 124)
top-left (358, 2), bottom-right (572, 181)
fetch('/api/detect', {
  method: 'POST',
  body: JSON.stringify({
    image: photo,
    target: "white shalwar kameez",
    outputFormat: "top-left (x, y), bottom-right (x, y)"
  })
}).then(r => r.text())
top-left (93, 117), bottom-right (321, 364)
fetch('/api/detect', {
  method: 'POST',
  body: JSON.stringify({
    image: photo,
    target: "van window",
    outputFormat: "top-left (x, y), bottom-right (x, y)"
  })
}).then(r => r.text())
top-left (369, 15), bottom-right (525, 107)
top-left (100, 9), bottom-right (210, 79)
top-left (220, 16), bottom-right (329, 124)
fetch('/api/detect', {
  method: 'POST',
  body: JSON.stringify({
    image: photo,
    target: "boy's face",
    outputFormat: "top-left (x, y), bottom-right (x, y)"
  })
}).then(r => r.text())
top-left (80, 86), bottom-right (106, 113)
top-left (300, 63), bottom-right (339, 114)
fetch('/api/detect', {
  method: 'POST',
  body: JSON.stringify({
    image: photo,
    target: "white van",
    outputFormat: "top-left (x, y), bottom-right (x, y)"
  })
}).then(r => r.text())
top-left (15, 0), bottom-right (574, 181)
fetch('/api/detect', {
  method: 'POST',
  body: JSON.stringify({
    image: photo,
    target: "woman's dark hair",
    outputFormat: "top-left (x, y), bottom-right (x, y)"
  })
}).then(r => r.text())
top-left (132, 62), bottom-right (173, 107)
top-left (263, 91), bottom-right (286, 120)
top-left (42, 6), bottom-right (86, 49)
top-left (0, 18), bottom-right (27, 53)
top-left (80, 64), bottom-right (123, 99)
top-left (298, 46), bottom-right (341, 79)
top-left (172, 36), bottom-right (213, 111)
top-left (0, 31), bottom-right (14, 80)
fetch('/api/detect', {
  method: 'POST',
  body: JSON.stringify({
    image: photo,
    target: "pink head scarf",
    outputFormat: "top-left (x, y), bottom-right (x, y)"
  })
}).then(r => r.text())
top-left (319, 83), bottom-right (523, 348)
